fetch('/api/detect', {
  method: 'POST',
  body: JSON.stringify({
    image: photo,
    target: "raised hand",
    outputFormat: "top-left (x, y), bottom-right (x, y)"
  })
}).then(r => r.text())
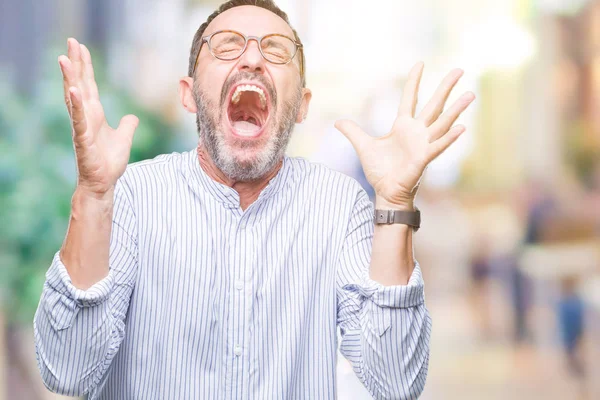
top-left (335, 62), bottom-right (475, 209)
top-left (59, 38), bottom-right (139, 196)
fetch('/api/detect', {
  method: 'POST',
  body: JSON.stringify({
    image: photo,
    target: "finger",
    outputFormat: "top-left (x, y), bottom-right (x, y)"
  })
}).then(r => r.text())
top-left (59, 55), bottom-right (76, 116)
top-left (117, 114), bottom-right (140, 143)
top-left (334, 119), bottom-right (370, 153)
top-left (429, 91), bottom-right (475, 141)
top-left (69, 86), bottom-right (88, 138)
top-left (67, 38), bottom-right (85, 81)
top-left (417, 68), bottom-right (463, 126)
top-left (428, 124), bottom-right (466, 161)
top-left (79, 44), bottom-right (100, 100)
top-left (397, 62), bottom-right (424, 117)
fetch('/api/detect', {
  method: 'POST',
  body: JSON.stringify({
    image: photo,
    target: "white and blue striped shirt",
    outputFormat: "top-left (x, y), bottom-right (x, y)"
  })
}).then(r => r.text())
top-left (34, 149), bottom-right (431, 399)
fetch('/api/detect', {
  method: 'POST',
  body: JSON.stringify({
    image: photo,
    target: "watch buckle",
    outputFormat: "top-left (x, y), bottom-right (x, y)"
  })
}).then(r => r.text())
top-left (375, 210), bottom-right (394, 224)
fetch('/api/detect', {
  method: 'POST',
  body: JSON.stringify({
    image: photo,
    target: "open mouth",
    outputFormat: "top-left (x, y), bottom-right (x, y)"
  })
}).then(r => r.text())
top-left (226, 83), bottom-right (271, 138)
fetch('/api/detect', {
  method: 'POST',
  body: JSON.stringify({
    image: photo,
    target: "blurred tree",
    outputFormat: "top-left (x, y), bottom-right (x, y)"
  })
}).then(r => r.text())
top-left (0, 45), bottom-right (178, 326)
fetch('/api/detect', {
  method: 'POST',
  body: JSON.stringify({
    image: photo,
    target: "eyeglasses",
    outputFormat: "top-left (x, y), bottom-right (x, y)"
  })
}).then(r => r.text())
top-left (192, 30), bottom-right (303, 77)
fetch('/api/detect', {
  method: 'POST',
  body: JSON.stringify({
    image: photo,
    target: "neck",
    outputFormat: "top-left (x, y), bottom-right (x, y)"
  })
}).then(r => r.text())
top-left (196, 145), bottom-right (282, 210)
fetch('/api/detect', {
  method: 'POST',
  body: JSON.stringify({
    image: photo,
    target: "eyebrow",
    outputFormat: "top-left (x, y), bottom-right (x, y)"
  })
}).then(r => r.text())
top-left (218, 35), bottom-right (245, 45)
top-left (261, 37), bottom-right (287, 51)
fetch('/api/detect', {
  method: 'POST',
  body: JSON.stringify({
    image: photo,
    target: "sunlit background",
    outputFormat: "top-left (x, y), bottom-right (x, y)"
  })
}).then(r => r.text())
top-left (1, 0), bottom-right (600, 399)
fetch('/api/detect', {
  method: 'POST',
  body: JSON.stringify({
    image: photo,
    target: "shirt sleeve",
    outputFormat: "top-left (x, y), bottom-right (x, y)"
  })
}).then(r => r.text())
top-left (337, 188), bottom-right (431, 400)
top-left (33, 178), bottom-right (138, 397)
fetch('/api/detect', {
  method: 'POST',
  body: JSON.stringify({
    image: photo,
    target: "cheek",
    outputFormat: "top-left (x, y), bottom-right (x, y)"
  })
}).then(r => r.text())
top-left (197, 66), bottom-right (230, 103)
top-left (272, 86), bottom-right (296, 115)
top-left (200, 81), bottom-right (221, 105)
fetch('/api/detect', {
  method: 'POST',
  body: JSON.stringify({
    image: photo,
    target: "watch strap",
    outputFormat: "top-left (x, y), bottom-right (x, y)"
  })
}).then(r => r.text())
top-left (374, 208), bottom-right (421, 231)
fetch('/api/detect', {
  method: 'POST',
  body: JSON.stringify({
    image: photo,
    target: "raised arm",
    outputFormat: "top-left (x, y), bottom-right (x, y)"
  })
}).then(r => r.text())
top-left (336, 63), bottom-right (475, 399)
top-left (58, 37), bottom-right (138, 289)
top-left (34, 38), bottom-right (139, 396)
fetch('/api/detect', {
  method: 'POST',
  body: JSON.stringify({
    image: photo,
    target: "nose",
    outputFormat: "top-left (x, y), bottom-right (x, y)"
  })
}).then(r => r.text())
top-left (237, 38), bottom-right (265, 74)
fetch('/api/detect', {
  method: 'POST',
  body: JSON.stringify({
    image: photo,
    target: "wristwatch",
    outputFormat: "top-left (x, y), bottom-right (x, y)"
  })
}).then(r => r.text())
top-left (374, 208), bottom-right (421, 232)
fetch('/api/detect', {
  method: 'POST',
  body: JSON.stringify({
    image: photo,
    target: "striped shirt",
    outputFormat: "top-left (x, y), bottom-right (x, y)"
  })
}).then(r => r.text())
top-left (34, 149), bottom-right (431, 399)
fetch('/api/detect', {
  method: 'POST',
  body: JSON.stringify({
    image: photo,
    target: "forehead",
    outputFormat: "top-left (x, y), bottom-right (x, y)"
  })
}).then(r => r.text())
top-left (204, 5), bottom-right (295, 38)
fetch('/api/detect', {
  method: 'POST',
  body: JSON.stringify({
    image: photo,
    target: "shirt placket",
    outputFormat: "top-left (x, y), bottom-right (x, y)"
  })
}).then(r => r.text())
top-left (226, 212), bottom-right (254, 400)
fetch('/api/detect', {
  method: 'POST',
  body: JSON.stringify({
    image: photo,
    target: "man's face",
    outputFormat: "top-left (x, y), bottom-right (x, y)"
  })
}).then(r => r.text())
top-left (190, 5), bottom-right (311, 181)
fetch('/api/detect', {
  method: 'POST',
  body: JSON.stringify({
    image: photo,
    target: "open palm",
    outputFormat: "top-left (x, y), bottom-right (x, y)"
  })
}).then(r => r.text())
top-left (60, 38), bottom-right (139, 195)
top-left (335, 62), bottom-right (475, 207)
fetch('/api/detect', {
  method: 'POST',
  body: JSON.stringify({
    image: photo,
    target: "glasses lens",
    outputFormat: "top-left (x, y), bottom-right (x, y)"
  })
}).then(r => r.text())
top-left (260, 35), bottom-right (297, 64)
top-left (209, 31), bottom-right (246, 60)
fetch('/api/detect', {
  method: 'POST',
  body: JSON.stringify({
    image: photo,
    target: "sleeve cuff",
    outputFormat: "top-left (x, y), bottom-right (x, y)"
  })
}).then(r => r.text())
top-left (46, 251), bottom-right (115, 308)
top-left (342, 260), bottom-right (425, 309)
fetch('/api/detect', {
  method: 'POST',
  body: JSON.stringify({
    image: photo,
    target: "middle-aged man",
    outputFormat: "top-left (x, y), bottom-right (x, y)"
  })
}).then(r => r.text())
top-left (34, 0), bottom-right (475, 399)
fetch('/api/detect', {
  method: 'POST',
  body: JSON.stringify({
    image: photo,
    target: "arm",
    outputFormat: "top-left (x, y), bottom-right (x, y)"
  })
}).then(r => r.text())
top-left (34, 181), bottom-right (138, 395)
top-left (370, 196), bottom-right (415, 285)
top-left (33, 37), bottom-right (139, 395)
top-left (337, 189), bottom-right (430, 400)
top-left (335, 63), bottom-right (474, 287)
top-left (335, 63), bottom-right (476, 399)
top-left (61, 186), bottom-right (114, 289)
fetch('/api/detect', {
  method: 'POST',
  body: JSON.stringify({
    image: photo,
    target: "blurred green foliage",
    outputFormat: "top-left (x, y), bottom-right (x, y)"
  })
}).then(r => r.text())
top-left (0, 46), bottom-right (178, 325)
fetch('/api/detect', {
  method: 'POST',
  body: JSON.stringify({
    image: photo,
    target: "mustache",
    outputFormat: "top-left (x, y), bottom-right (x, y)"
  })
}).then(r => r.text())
top-left (219, 71), bottom-right (277, 107)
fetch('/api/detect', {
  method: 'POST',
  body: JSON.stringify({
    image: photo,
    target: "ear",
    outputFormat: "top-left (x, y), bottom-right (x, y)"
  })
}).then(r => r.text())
top-left (179, 76), bottom-right (198, 113)
top-left (295, 87), bottom-right (312, 123)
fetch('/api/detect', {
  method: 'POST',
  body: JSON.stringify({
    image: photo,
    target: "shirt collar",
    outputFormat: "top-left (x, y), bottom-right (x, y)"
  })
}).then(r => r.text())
top-left (183, 149), bottom-right (293, 209)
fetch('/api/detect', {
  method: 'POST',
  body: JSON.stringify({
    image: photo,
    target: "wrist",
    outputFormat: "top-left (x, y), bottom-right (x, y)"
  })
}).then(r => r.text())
top-left (375, 195), bottom-right (415, 211)
top-left (72, 186), bottom-right (115, 215)
top-left (74, 185), bottom-right (114, 202)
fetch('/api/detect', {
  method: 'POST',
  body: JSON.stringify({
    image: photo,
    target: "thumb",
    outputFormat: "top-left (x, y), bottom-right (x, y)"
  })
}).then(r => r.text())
top-left (334, 119), bottom-right (370, 153)
top-left (117, 114), bottom-right (139, 142)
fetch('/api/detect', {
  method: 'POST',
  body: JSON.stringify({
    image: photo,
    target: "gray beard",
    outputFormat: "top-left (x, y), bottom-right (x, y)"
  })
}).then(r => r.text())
top-left (194, 83), bottom-right (302, 182)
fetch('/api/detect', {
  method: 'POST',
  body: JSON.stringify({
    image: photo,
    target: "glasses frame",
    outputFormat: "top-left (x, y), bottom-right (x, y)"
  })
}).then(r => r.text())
top-left (192, 29), bottom-right (304, 77)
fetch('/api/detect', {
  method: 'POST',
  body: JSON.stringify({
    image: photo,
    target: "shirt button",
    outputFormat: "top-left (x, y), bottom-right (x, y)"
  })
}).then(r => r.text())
top-left (234, 345), bottom-right (242, 356)
top-left (235, 280), bottom-right (244, 290)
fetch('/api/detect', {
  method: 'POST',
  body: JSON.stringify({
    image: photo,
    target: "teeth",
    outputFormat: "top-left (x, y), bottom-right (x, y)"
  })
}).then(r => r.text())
top-left (231, 84), bottom-right (267, 110)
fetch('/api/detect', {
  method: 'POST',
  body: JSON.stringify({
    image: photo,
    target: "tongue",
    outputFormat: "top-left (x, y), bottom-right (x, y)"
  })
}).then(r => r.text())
top-left (232, 120), bottom-right (261, 136)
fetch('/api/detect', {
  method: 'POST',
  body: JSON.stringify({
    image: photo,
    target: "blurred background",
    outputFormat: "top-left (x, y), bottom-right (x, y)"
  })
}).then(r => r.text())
top-left (1, 0), bottom-right (600, 398)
